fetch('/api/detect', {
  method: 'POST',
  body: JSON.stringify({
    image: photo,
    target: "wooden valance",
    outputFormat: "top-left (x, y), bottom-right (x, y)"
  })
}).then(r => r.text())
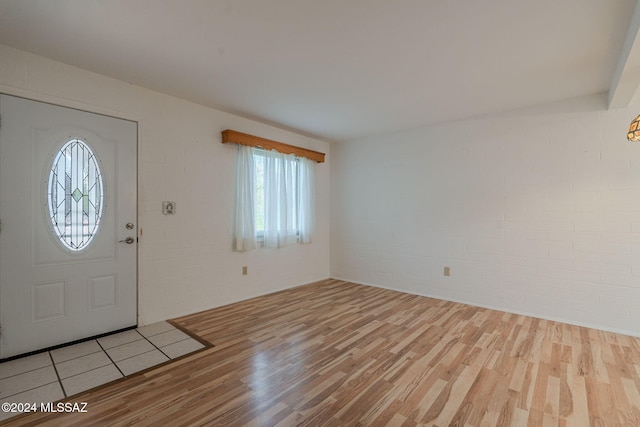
top-left (222, 129), bottom-right (325, 163)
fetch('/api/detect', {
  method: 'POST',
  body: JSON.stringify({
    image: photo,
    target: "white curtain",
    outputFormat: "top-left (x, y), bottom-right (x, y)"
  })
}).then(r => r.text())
top-left (234, 145), bottom-right (256, 252)
top-left (234, 146), bottom-right (315, 251)
top-left (264, 150), bottom-right (298, 248)
top-left (298, 156), bottom-right (315, 244)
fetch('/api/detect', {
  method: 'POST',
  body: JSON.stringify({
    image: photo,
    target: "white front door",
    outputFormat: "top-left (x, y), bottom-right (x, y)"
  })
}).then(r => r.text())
top-left (0, 95), bottom-right (137, 359)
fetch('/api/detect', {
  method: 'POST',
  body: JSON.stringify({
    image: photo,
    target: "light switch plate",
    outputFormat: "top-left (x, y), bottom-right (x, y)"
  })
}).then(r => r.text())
top-left (162, 201), bottom-right (176, 215)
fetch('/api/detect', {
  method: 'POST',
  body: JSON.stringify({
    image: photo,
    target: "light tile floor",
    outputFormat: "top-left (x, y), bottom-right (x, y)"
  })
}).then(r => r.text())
top-left (0, 322), bottom-right (206, 421)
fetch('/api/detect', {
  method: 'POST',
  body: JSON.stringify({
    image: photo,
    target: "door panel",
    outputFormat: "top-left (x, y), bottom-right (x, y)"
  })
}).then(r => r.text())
top-left (0, 95), bottom-right (137, 358)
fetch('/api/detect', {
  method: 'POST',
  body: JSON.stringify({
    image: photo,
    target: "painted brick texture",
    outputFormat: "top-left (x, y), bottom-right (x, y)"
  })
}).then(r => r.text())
top-left (331, 95), bottom-right (640, 336)
top-left (0, 44), bottom-right (331, 325)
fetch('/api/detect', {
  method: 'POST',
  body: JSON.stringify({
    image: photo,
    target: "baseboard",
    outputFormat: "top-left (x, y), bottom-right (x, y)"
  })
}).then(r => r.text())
top-left (330, 276), bottom-right (640, 339)
top-left (148, 276), bottom-right (333, 326)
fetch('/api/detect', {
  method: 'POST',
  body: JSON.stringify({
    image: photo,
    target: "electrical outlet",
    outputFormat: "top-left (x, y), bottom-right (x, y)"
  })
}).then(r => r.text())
top-left (242, 266), bottom-right (248, 275)
top-left (444, 266), bottom-right (450, 277)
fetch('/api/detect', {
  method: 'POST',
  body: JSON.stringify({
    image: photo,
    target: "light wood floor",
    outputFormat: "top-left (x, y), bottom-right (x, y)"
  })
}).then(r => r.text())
top-left (6, 279), bottom-right (640, 426)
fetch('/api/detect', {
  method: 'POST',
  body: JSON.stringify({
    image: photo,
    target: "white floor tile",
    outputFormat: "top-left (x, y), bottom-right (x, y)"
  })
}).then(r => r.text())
top-left (56, 351), bottom-right (112, 379)
top-left (116, 350), bottom-right (169, 376)
top-left (160, 339), bottom-right (205, 359)
top-left (0, 382), bottom-right (64, 422)
top-left (106, 339), bottom-right (155, 362)
top-left (0, 320), bottom-right (204, 406)
top-left (97, 330), bottom-right (142, 349)
top-left (50, 340), bottom-right (102, 364)
top-left (146, 329), bottom-right (190, 348)
top-left (0, 352), bottom-right (52, 380)
top-left (136, 321), bottom-right (175, 338)
top-left (61, 364), bottom-right (122, 397)
top-left (0, 366), bottom-right (58, 398)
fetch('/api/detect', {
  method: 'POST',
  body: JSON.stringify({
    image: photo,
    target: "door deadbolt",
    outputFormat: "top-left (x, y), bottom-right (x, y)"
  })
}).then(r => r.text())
top-left (125, 222), bottom-right (135, 230)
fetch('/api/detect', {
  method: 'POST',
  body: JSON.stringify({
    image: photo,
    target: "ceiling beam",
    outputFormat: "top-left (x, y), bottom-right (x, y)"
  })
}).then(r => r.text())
top-left (608, 0), bottom-right (640, 109)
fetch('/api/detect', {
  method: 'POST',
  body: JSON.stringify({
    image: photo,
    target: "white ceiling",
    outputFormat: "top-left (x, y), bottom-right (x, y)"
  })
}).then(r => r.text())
top-left (0, 0), bottom-right (639, 142)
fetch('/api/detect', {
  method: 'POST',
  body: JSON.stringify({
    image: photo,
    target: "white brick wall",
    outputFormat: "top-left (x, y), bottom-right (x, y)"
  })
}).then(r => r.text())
top-left (331, 94), bottom-right (640, 336)
top-left (0, 44), bottom-right (331, 325)
top-left (4, 42), bottom-right (638, 336)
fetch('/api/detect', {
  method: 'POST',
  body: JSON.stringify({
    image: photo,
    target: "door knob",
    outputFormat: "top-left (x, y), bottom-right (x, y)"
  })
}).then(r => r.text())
top-left (119, 237), bottom-right (135, 244)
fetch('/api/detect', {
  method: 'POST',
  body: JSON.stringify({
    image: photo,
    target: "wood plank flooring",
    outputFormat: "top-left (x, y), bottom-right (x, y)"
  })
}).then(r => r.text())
top-left (5, 279), bottom-right (640, 426)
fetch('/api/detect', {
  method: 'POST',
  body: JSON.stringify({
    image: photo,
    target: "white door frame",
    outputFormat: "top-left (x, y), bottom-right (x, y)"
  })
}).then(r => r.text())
top-left (0, 91), bottom-right (141, 357)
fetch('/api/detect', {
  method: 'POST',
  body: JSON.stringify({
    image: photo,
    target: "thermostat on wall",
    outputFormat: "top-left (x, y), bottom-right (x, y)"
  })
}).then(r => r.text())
top-left (162, 201), bottom-right (176, 215)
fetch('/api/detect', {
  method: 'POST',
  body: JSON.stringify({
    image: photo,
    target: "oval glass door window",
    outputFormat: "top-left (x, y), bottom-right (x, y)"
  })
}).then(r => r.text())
top-left (47, 139), bottom-right (104, 251)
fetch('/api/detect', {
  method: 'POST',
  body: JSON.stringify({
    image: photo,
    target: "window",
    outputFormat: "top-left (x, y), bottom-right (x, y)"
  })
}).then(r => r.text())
top-left (234, 145), bottom-right (314, 251)
top-left (47, 139), bottom-right (104, 251)
top-left (253, 148), bottom-right (300, 239)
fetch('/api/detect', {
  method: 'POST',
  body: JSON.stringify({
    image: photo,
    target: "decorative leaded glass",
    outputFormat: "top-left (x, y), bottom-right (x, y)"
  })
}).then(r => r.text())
top-left (47, 139), bottom-right (104, 251)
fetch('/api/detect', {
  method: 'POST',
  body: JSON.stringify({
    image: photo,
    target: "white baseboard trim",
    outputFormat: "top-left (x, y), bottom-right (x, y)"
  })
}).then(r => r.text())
top-left (330, 276), bottom-right (640, 339)
top-left (142, 277), bottom-right (333, 326)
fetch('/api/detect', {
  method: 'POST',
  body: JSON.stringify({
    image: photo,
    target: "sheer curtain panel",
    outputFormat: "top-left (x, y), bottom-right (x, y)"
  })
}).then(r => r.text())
top-left (234, 146), bottom-right (315, 251)
top-left (298, 156), bottom-right (315, 244)
top-left (234, 145), bottom-right (256, 251)
top-left (264, 150), bottom-right (298, 248)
